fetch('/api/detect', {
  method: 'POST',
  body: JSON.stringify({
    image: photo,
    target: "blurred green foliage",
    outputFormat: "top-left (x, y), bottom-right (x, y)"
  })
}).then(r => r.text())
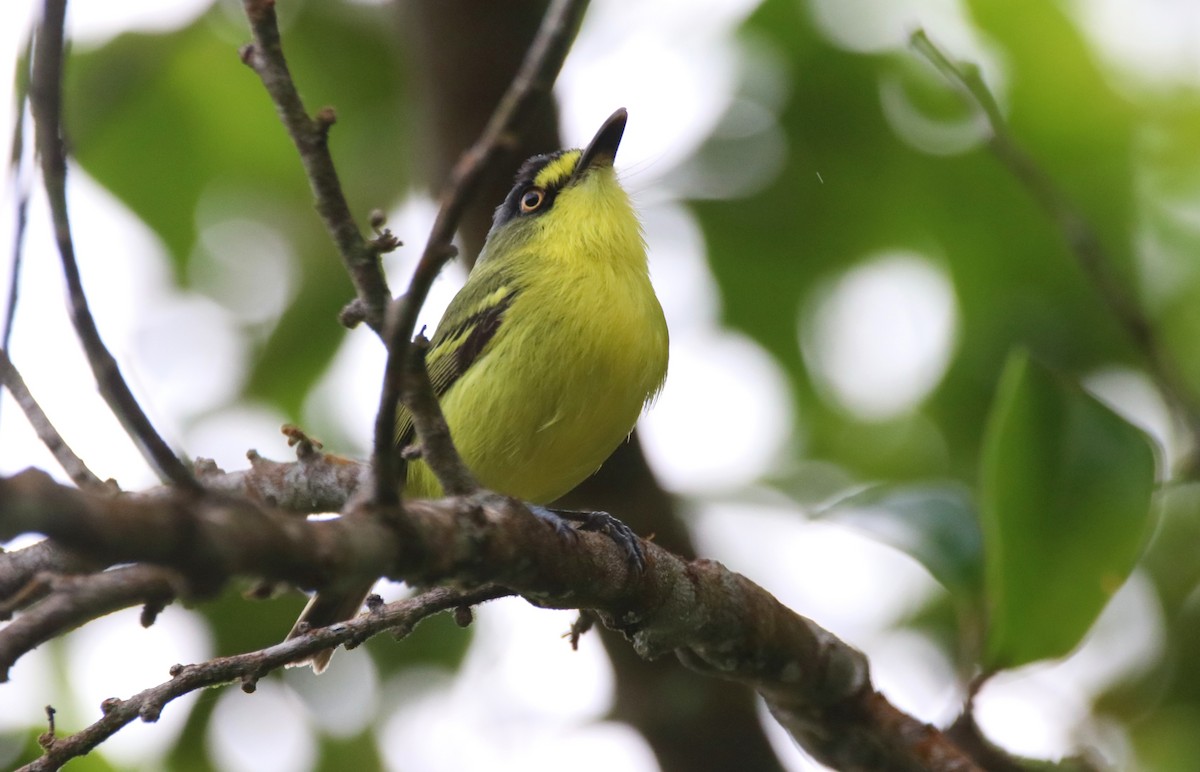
top-left (12, 0), bottom-right (1200, 768)
top-left (700, 0), bottom-right (1145, 486)
top-left (66, 1), bottom-right (411, 414)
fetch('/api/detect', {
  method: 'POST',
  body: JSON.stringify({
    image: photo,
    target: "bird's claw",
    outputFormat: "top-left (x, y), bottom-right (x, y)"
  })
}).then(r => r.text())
top-left (529, 506), bottom-right (646, 572)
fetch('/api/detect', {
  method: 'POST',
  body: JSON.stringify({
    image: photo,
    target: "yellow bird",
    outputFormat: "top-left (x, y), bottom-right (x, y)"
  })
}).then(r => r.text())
top-left (290, 108), bottom-right (669, 671)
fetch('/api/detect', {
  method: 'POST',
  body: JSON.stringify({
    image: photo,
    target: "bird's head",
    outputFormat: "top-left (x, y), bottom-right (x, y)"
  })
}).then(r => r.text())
top-left (480, 108), bottom-right (644, 269)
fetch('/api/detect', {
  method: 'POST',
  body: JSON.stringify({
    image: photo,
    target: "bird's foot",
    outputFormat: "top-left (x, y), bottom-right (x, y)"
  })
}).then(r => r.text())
top-left (529, 505), bottom-right (646, 572)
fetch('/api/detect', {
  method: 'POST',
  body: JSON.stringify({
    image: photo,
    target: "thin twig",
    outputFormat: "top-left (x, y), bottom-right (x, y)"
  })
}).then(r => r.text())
top-left (0, 564), bottom-right (180, 681)
top-left (911, 29), bottom-right (1200, 469)
top-left (0, 540), bottom-right (101, 611)
top-left (29, 0), bottom-right (199, 492)
top-left (397, 333), bottom-right (477, 496)
top-left (18, 585), bottom-right (510, 771)
top-left (0, 348), bottom-right (106, 491)
top-left (2, 32), bottom-right (34, 439)
top-left (2, 183), bottom-right (29, 353)
top-left (372, 0), bottom-right (590, 504)
top-left (239, 0), bottom-right (396, 334)
top-left (3, 27), bottom-right (33, 353)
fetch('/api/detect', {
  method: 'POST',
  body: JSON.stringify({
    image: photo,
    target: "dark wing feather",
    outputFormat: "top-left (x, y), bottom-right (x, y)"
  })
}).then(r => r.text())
top-left (395, 288), bottom-right (515, 446)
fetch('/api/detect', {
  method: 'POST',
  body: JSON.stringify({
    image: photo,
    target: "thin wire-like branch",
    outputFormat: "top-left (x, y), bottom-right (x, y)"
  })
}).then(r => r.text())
top-left (1, 467), bottom-right (980, 771)
top-left (911, 29), bottom-right (1200, 466)
top-left (3, 27), bottom-right (33, 353)
top-left (29, 0), bottom-right (199, 492)
top-left (239, 0), bottom-right (395, 334)
top-left (2, 182), bottom-right (29, 355)
top-left (2, 176), bottom-right (28, 355)
top-left (372, 0), bottom-right (590, 503)
top-left (0, 564), bottom-right (180, 681)
top-left (0, 348), bottom-right (106, 491)
top-left (19, 585), bottom-right (510, 772)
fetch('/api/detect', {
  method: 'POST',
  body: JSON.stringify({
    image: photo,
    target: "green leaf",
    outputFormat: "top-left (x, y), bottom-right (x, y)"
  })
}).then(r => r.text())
top-left (818, 482), bottom-right (983, 601)
top-left (980, 350), bottom-right (1156, 669)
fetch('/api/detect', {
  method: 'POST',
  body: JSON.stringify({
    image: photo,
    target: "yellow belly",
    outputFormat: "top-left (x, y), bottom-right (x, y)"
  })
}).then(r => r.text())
top-left (405, 272), bottom-right (667, 504)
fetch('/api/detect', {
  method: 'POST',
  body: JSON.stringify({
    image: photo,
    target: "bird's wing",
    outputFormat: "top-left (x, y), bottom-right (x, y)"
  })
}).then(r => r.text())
top-left (395, 268), bottom-right (517, 446)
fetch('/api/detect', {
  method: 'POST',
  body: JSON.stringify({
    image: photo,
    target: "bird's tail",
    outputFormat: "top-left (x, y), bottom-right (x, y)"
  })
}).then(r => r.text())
top-left (285, 581), bottom-right (376, 673)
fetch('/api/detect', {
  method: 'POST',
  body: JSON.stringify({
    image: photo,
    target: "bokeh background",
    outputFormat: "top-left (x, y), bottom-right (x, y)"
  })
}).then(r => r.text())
top-left (3, 0), bottom-right (1200, 770)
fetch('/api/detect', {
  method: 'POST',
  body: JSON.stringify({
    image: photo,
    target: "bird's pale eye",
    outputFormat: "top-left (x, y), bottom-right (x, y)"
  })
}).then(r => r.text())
top-left (519, 187), bottom-right (546, 213)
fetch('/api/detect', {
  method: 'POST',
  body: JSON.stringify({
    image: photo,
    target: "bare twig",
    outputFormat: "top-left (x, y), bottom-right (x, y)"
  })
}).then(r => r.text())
top-left (372, 0), bottom-right (590, 503)
top-left (239, 0), bottom-right (395, 333)
top-left (396, 333), bottom-right (477, 496)
top-left (18, 585), bottom-right (509, 771)
top-left (2, 176), bottom-right (28, 355)
top-left (1, 467), bottom-right (980, 771)
top-left (0, 348), bottom-right (106, 491)
top-left (29, 0), bottom-right (199, 492)
top-left (0, 564), bottom-right (180, 681)
top-left (3, 27), bottom-right (33, 353)
top-left (0, 540), bottom-right (101, 610)
top-left (910, 29), bottom-right (1200, 467)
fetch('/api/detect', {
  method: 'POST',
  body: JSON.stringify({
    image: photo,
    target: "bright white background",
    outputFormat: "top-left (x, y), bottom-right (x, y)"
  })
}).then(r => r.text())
top-left (1, 0), bottom-right (1196, 770)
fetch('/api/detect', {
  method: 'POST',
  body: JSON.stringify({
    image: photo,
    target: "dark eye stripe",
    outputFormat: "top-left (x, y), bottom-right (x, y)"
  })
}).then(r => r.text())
top-left (492, 150), bottom-right (575, 230)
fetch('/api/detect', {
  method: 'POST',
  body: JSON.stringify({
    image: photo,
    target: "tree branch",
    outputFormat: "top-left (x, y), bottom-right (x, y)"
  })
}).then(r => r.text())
top-left (911, 29), bottom-right (1200, 470)
top-left (0, 437), bottom-right (367, 617)
top-left (239, 0), bottom-right (396, 333)
top-left (0, 466), bottom-right (980, 771)
top-left (17, 584), bottom-right (510, 772)
top-left (0, 564), bottom-right (180, 682)
top-left (0, 540), bottom-right (101, 611)
top-left (372, 0), bottom-right (590, 503)
top-left (29, 0), bottom-right (198, 491)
